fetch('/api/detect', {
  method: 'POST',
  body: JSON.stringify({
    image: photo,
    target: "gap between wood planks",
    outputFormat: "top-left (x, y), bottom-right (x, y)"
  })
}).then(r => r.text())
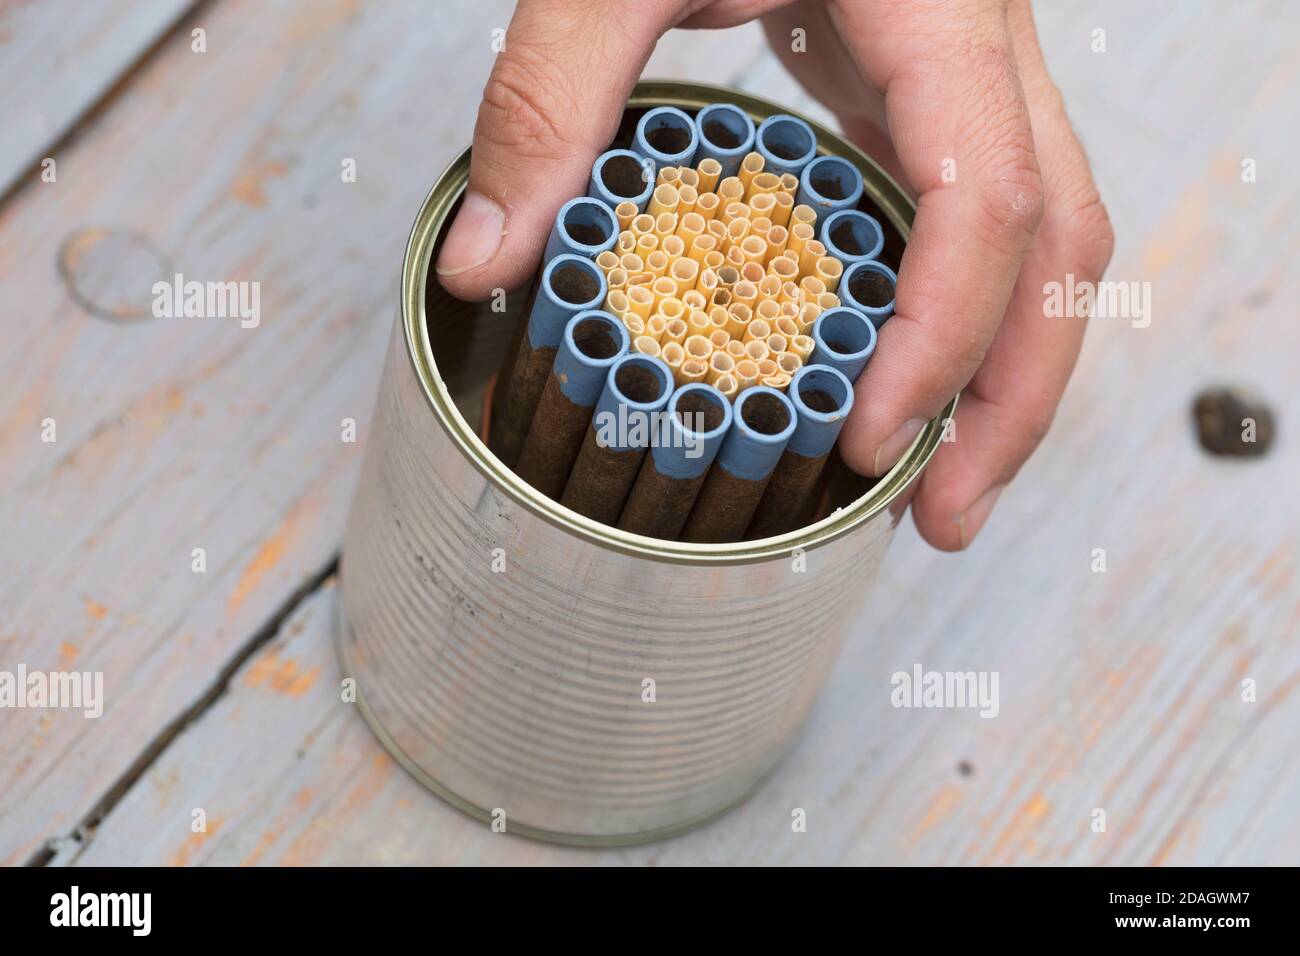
top-left (0, 0), bottom-right (220, 214)
top-left (6, 0), bottom-right (255, 866)
top-left (26, 556), bottom-right (339, 867)
top-left (10, 5), bottom-right (791, 867)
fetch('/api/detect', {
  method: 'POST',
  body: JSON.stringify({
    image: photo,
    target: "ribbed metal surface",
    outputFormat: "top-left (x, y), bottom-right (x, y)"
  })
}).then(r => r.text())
top-left (338, 81), bottom-right (953, 844)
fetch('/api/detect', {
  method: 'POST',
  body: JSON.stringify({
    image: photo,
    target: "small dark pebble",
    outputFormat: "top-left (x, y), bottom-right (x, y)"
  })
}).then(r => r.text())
top-left (1193, 386), bottom-right (1275, 457)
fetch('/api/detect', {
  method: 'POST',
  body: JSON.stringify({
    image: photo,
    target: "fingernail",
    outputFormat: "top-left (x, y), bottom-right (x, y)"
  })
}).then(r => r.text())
top-left (435, 191), bottom-right (505, 277)
top-left (957, 484), bottom-right (1004, 549)
top-left (872, 418), bottom-right (925, 476)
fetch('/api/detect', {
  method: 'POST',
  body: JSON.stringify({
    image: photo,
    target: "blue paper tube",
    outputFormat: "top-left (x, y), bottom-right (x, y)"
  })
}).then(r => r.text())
top-left (693, 102), bottom-right (757, 179)
top-left (754, 114), bottom-right (817, 177)
top-left (746, 364), bottom-right (855, 539)
top-left (796, 156), bottom-right (865, 228)
top-left (632, 106), bottom-right (699, 175)
top-left (561, 352), bottom-right (674, 524)
top-left (810, 306), bottom-right (878, 382)
top-left (589, 148), bottom-right (655, 212)
top-left (516, 311), bottom-right (629, 499)
top-left (838, 259), bottom-right (897, 329)
top-left (819, 209), bottom-right (885, 265)
top-left (542, 196), bottom-right (619, 265)
top-left (618, 383), bottom-right (732, 539)
top-left (491, 254), bottom-right (607, 467)
top-left (682, 385), bottom-right (797, 543)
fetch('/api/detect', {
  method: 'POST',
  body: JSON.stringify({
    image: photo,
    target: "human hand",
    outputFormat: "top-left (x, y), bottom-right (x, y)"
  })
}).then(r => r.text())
top-left (435, 0), bottom-right (1114, 550)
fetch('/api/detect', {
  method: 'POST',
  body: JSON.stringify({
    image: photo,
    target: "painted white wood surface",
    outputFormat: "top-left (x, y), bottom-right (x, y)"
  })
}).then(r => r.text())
top-left (3, 0), bottom-right (1297, 865)
top-left (0, 0), bottom-right (768, 866)
top-left (0, 0), bottom-right (196, 197)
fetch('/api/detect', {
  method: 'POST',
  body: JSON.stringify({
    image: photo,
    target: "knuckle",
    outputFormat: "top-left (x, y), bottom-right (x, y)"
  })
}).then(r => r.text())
top-left (477, 53), bottom-right (574, 161)
top-left (974, 166), bottom-right (1046, 252)
top-left (948, 40), bottom-right (1046, 249)
top-left (1021, 402), bottom-right (1057, 448)
top-left (955, 335), bottom-right (992, 381)
top-left (1061, 195), bottom-right (1116, 278)
top-left (1034, 126), bottom-right (1116, 279)
top-left (1025, 70), bottom-right (1070, 123)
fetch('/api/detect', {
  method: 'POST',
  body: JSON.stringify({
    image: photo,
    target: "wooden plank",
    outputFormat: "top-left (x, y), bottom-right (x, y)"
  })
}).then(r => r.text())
top-left (0, 0), bottom-right (504, 864)
top-left (18, 0), bottom-right (1300, 864)
top-left (0, 0), bottom-right (197, 197)
top-left (69, 518), bottom-right (1300, 866)
top-left (0, 1), bottom-right (769, 865)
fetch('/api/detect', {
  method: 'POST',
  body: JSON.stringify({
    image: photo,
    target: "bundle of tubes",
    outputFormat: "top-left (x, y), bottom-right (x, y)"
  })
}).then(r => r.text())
top-left (490, 102), bottom-right (900, 543)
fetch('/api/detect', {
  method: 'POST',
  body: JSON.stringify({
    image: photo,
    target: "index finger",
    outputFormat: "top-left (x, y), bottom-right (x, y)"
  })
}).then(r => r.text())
top-left (826, 0), bottom-right (1046, 476)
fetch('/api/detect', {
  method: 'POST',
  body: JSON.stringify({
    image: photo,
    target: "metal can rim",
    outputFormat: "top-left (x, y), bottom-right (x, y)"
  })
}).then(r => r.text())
top-left (401, 79), bottom-right (958, 565)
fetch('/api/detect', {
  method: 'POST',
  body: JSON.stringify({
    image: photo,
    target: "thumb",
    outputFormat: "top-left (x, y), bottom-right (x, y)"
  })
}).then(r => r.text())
top-left (435, 0), bottom-right (679, 300)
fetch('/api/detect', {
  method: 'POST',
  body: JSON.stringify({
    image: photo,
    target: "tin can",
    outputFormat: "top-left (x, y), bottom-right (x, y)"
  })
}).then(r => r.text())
top-left (337, 80), bottom-right (956, 846)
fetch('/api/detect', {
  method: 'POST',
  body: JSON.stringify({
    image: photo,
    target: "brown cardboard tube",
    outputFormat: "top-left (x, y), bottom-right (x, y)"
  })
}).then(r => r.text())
top-left (681, 387), bottom-right (796, 544)
top-left (561, 354), bottom-right (674, 524)
top-left (744, 448), bottom-right (830, 539)
top-left (617, 384), bottom-right (733, 539)
top-left (516, 313), bottom-right (629, 499)
top-left (617, 463), bottom-right (707, 540)
top-left (746, 365), bottom-right (856, 539)
top-left (562, 434), bottom-right (650, 525)
top-left (681, 467), bottom-right (765, 544)
top-left (487, 274), bottom-right (540, 457)
top-left (489, 254), bottom-right (608, 468)
top-left (493, 338), bottom-right (554, 469)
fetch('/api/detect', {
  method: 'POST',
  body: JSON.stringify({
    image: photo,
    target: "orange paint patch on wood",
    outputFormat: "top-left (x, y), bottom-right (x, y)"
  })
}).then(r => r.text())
top-left (231, 159), bottom-right (289, 209)
top-left (84, 599), bottom-right (108, 620)
top-left (279, 755), bottom-right (391, 866)
top-left (240, 787), bottom-right (314, 866)
top-left (287, 0), bottom-right (362, 41)
top-left (279, 662), bottom-right (321, 697)
top-left (143, 386), bottom-right (186, 432)
top-left (1152, 814), bottom-right (1203, 866)
top-left (986, 792), bottom-right (1051, 864)
top-left (226, 491), bottom-right (321, 612)
top-left (1140, 180), bottom-right (1214, 287)
top-left (911, 783), bottom-right (964, 842)
top-left (1021, 793), bottom-right (1050, 821)
top-left (1081, 644), bottom-right (1163, 750)
top-left (171, 817), bottom-right (223, 867)
top-left (1250, 542), bottom-right (1295, 600)
top-left (58, 642), bottom-right (78, 666)
top-left (228, 534), bottom-right (288, 612)
top-left (239, 828), bottom-right (280, 868)
top-left (243, 651), bottom-right (321, 697)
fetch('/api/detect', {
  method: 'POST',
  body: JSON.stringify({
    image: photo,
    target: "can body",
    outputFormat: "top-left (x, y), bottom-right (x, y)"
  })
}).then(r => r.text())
top-left (338, 81), bottom-right (953, 845)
